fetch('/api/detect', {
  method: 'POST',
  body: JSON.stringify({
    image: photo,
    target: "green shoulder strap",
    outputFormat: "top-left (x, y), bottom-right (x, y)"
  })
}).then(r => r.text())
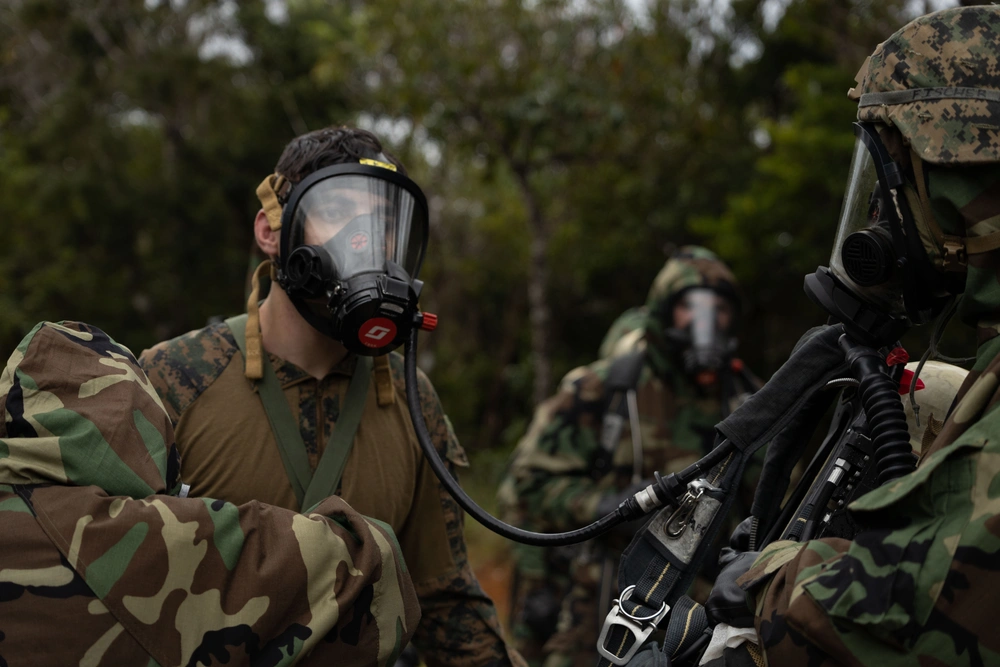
top-left (225, 314), bottom-right (371, 511)
top-left (300, 356), bottom-right (371, 513)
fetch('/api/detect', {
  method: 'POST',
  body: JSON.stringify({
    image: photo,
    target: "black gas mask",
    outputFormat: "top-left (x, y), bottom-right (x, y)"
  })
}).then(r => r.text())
top-left (271, 160), bottom-right (436, 355)
top-left (805, 122), bottom-right (959, 347)
top-left (663, 287), bottom-right (738, 385)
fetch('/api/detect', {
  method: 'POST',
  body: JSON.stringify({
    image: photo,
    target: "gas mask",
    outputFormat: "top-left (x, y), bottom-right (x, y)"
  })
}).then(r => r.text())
top-left (264, 160), bottom-right (435, 355)
top-left (664, 287), bottom-right (738, 384)
top-left (805, 122), bottom-right (958, 347)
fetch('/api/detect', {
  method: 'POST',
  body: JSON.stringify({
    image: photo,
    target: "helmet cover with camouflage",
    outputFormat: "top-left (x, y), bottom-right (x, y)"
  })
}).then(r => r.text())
top-left (849, 6), bottom-right (1000, 165)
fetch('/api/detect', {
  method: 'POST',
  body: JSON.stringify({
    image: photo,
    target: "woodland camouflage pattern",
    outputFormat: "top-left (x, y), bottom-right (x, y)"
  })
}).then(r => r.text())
top-left (598, 307), bottom-right (648, 359)
top-left (0, 321), bottom-right (419, 667)
top-left (139, 321), bottom-right (520, 667)
top-left (498, 247), bottom-right (757, 667)
top-left (735, 9), bottom-right (1000, 664)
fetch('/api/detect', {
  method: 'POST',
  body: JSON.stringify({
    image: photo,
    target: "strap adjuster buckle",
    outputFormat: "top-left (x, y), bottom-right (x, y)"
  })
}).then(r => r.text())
top-left (597, 585), bottom-right (670, 665)
top-left (942, 238), bottom-right (968, 271)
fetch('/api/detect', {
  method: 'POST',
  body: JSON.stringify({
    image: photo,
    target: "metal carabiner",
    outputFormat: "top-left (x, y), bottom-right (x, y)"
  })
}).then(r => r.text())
top-left (664, 478), bottom-right (716, 538)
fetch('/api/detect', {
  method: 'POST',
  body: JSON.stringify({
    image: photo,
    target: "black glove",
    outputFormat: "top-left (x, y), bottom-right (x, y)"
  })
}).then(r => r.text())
top-left (704, 518), bottom-right (759, 628)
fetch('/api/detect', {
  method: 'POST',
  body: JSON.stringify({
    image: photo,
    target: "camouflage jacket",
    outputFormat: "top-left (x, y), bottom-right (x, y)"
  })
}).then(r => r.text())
top-left (139, 320), bottom-right (521, 667)
top-left (0, 321), bottom-right (419, 667)
top-left (740, 336), bottom-right (1000, 666)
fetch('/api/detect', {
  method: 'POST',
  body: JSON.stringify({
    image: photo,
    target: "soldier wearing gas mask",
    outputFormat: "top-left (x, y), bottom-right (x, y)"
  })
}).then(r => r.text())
top-left (699, 7), bottom-right (1000, 665)
top-left (139, 126), bottom-right (523, 667)
top-left (497, 246), bottom-right (761, 667)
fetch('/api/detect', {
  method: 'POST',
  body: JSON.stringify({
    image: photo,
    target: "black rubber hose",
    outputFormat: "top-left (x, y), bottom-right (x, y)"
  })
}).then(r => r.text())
top-left (839, 336), bottom-right (916, 484)
top-left (404, 327), bottom-right (639, 546)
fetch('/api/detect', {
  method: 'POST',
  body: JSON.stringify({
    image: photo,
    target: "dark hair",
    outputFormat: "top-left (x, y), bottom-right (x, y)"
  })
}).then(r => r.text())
top-left (274, 126), bottom-right (407, 182)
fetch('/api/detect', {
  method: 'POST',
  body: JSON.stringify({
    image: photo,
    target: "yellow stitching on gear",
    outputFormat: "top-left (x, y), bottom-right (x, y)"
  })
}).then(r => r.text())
top-left (644, 562), bottom-right (670, 601)
top-left (676, 604), bottom-right (696, 654)
top-left (360, 158), bottom-right (397, 171)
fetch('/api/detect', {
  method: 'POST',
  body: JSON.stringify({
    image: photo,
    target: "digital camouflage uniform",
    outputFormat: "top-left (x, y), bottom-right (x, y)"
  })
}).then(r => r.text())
top-left (734, 9), bottom-right (1000, 665)
top-left (498, 247), bottom-right (760, 667)
top-left (139, 320), bottom-right (521, 667)
top-left (0, 321), bottom-right (419, 666)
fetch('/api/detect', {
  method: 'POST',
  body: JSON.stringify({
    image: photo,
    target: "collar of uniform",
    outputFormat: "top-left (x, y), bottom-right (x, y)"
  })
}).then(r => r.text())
top-left (267, 351), bottom-right (361, 388)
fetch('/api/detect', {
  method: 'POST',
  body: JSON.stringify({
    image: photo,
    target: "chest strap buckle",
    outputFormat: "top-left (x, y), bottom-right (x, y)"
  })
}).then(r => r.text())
top-left (596, 585), bottom-right (670, 665)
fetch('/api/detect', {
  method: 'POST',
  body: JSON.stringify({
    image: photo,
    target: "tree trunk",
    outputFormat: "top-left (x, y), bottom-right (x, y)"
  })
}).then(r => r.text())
top-left (512, 165), bottom-right (552, 405)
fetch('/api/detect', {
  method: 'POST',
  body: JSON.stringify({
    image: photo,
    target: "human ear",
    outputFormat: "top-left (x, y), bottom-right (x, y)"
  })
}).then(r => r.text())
top-left (254, 209), bottom-right (280, 258)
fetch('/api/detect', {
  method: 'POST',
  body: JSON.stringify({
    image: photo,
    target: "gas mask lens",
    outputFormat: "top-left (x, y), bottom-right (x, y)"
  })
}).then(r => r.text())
top-left (289, 174), bottom-right (426, 282)
top-left (828, 124), bottom-right (906, 317)
top-left (673, 288), bottom-right (736, 382)
top-left (277, 163), bottom-right (431, 355)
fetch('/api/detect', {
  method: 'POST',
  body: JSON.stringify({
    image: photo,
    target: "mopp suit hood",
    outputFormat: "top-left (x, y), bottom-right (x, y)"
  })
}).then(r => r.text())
top-left (0, 321), bottom-right (419, 667)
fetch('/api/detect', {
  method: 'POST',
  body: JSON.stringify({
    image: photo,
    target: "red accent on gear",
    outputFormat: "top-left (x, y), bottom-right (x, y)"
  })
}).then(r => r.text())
top-left (420, 313), bottom-right (438, 332)
top-left (730, 358), bottom-right (744, 372)
top-left (886, 347), bottom-right (910, 366)
top-left (350, 232), bottom-right (370, 251)
top-left (358, 317), bottom-right (398, 348)
top-left (897, 368), bottom-right (926, 394)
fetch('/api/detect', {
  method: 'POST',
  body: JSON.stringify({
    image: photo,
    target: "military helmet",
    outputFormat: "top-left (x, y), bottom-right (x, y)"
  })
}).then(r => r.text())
top-left (848, 6), bottom-right (1000, 165)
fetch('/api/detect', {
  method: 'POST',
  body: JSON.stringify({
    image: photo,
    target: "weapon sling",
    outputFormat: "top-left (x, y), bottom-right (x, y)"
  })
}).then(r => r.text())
top-left (226, 314), bottom-right (371, 512)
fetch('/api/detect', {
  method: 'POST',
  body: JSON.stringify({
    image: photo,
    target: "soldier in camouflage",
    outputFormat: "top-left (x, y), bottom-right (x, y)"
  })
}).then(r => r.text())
top-left (139, 127), bottom-right (521, 667)
top-left (498, 247), bottom-right (761, 667)
top-left (500, 307), bottom-right (645, 667)
top-left (0, 320), bottom-right (419, 666)
top-left (706, 6), bottom-right (1000, 665)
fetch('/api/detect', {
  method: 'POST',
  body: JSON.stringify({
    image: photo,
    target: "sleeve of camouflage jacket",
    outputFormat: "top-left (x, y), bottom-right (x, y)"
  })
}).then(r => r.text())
top-left (507, 368), bottom-right (612, 532)
top-left (403, 365), bottom-right (526, 667)
top-left (28, 485), bottom-right (421, 667)
top-left (737, 409), bottom-right (1000, 665)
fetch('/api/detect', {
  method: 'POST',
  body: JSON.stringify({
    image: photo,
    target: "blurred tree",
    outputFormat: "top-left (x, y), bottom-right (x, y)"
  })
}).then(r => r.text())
top-left (329, 0), bottom-right (701, 408)
top-left (0, 0), bottom-right (356, 350)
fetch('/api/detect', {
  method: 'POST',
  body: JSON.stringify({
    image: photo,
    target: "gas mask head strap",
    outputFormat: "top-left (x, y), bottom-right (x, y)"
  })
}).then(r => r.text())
top-left (910, 148), bottom-right (1000, 268)
top-left (242, 259), bottom-right (273, 380)
top-left (256, 173), bottom-right (291, 231)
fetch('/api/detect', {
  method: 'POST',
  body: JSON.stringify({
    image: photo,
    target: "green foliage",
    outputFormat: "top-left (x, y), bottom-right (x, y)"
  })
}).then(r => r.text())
top-left (0, 0), bottom-right (353, 348)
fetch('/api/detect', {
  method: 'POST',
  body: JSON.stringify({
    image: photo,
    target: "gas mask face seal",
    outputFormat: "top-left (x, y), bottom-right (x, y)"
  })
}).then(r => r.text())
top-left (275, 161), bottom-right (430, 355)
top-left (805, 122), bottom-right (951, 346)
